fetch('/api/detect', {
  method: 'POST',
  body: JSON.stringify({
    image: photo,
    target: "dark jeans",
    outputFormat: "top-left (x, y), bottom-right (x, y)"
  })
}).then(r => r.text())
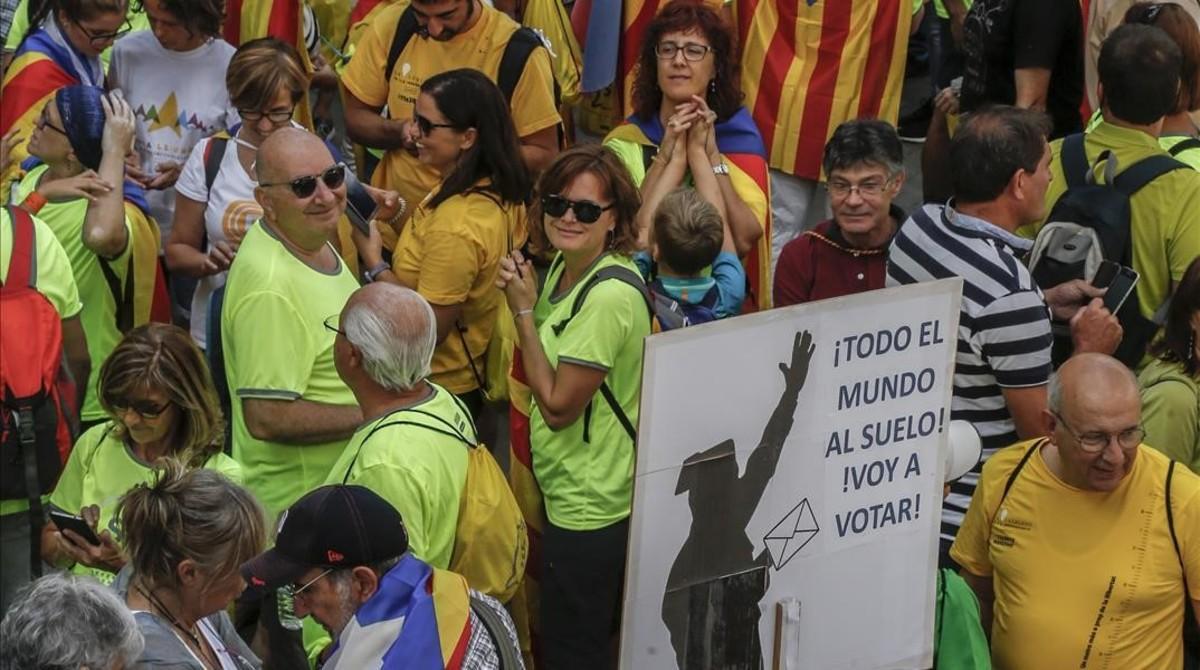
top-left (928, 15), bottom-right (964, 93)
top-left (541, 517), bottom-right (630, 670)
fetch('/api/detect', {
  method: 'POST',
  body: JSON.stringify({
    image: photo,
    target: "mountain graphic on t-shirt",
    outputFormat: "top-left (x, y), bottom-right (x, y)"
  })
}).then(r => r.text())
top-left (149, 93), bottom-right (181, 136)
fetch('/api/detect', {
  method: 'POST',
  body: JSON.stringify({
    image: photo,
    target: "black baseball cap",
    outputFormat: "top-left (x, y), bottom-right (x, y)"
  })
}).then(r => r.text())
top-left (241, 485), bottom-right (408, 593)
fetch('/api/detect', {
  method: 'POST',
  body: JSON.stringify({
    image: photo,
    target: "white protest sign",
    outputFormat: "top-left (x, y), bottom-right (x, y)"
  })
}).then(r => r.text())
top-left (620, 279), bottom-right (962, 670)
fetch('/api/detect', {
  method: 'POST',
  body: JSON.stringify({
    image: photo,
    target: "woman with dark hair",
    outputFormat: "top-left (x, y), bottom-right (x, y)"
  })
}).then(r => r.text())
top-left (1139, 255), bottom-right (1200, 473)
top-left (603, 0), bottom-right (771, 308)
top-left (14, 85), bottom-right (166, 429)
top-left (114, 462), bottom-right (264, 669)
top-left (496, 144), bottom-right (650, 668)
top-left (40, 323), bottom-right (242, 585)
top-left (354, 67), bottom-right (531, 415)
top-left (108, 0), bottom-right (235, 246)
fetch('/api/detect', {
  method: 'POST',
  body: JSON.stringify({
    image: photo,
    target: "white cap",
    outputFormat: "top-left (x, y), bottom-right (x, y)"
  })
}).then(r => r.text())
top-left (944, 420), bottom-right (982, 483)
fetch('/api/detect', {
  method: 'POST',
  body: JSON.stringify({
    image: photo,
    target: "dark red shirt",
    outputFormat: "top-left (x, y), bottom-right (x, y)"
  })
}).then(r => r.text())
top-left (772, 207), bottom-right (905, 307)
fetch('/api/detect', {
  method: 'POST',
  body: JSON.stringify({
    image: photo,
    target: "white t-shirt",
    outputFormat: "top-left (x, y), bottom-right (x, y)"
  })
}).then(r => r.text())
top-left (109, 31), bottom-right (238, 241)
top-left (175, 134), bottom-right (262, 348)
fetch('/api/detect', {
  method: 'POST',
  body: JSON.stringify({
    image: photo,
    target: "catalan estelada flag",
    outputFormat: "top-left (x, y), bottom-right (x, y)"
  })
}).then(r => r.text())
top-left (507, 346), bottom-right (543, 670)
top-left (604, 109), bottom-right (774, 309)
top-left (123, 182), bottom-right (171, 325)
top-left (737, 0), bottom-right (912, 180)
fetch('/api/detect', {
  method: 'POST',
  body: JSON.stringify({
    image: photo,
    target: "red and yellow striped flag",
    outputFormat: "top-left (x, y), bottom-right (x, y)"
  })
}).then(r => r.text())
top-left (506, 346), bottom-right (543, 670)
top-left (737, 0), bottom-right (912, 179)
top-left (223, 0), bottom-right (315, 130)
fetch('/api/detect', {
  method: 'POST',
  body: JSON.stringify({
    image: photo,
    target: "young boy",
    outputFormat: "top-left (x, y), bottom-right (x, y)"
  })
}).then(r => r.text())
top-left (635, 188), bottom-right (746, 327)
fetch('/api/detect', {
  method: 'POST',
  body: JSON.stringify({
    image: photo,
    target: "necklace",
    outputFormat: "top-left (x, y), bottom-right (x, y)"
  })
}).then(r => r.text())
top-left (134, 582), bottom-right (213, 666)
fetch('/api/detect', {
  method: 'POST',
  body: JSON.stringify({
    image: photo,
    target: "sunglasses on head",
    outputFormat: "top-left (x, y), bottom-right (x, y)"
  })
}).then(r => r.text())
top-left (260, 163), bottom-right (347, 198)
top-left (540, 194), bottom-right (613, 224)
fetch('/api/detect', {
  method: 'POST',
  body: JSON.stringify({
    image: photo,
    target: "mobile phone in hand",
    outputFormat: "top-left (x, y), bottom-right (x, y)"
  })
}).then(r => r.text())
top-left (49, 510), bottom-right (102, 546)
top-left (344, 170), bottom-right (379, 236)
top-left (1092, 261), bottom-right (1139, 314)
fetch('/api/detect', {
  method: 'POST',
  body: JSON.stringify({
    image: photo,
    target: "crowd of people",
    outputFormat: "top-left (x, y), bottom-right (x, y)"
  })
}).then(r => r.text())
top-left (0, 0), bottom-right (1197, 668)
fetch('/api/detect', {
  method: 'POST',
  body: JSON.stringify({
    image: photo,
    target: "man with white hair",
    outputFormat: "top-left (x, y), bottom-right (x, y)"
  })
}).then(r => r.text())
top-left (323, 282), bottom-right (472, 570)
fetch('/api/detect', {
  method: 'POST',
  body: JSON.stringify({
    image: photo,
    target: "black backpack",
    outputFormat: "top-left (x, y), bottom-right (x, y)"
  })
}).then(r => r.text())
top-left (1027, 134), bottom-right (1188, 367)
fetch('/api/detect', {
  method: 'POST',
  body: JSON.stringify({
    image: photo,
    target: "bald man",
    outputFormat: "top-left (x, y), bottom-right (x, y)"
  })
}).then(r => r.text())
top-left (951, 353), bottom-right (1200, 668)
top-left (220, 128), bottom-right (363, 524)
top-left (323, 283), bottom-right (473, 572)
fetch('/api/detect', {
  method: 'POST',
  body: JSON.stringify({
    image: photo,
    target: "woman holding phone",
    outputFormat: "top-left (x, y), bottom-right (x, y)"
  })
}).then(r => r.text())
top-left (40, 323), bottom-right (242, 584)
top-left (352, 68), bottom-right (531, 417)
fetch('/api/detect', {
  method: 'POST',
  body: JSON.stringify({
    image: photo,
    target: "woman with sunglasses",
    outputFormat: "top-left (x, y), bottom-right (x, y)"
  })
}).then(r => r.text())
top-left (496, 144), bottom-right (650, 669)
top-left (164, 38), bottom-right (309, 350)
top-left (602, 0), bottom-right (769, 308)
top-left (352, 68), bottom-right (531, 416)
top-left (1, 0), bottom-right (139, 183)
top-left (114, 461), bottom-right (264, 670)
top-left (15, 84), bottom-right (166, 430)
top-left (40, 323), bottom-right (243, 585)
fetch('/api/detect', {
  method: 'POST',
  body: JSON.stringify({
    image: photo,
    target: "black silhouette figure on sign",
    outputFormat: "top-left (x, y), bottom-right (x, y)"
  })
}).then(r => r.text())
top-left (661, 331), bottom-right (816, 670)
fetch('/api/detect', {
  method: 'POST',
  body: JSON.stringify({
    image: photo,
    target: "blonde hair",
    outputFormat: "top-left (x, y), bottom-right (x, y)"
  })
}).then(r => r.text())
top-left (118, 461), bottom-right (266, 591)
top-left (98, 324), bottom-right (223, 468)
top-left (226, 37), bottom-right (309, 112)
top-left (652, 188), bottom-right (723, 275)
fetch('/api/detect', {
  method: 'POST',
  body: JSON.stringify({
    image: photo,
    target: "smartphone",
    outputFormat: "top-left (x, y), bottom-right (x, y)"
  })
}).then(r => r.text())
top-left (49, 510), bottom-right (102, 546)
top-left (344, 169), bottom-right (379, 236)
top-left (1091, 260), bottom-right (1121, 288)
top-left (1101, 265), bottom-right (1140, 314)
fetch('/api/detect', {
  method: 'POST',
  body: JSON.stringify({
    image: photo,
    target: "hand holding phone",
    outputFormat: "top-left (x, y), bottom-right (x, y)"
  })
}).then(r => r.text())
top-left (50, 509), bottom-right (102, 546)
top-left (1091, 261), bottom-right (1139, 314)
top-left (344, 170), bottom-right (380, 236)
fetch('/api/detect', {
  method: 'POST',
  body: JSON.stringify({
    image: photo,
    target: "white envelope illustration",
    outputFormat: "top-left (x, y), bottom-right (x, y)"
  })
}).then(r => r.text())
top-left (763, 498), bottom-right (819, 570)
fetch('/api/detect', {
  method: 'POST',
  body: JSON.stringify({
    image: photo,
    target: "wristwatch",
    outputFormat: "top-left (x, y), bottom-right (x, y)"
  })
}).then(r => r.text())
top-left (712, 163), bottom-right (730, 176)
top-left (363, 261), bottom-right (390, 283)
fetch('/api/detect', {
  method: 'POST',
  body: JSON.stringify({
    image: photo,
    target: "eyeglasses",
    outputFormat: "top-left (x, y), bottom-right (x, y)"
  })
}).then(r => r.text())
top-left (826, 178), bottom-right (893, 199)
top-left (1053, 413), bottom-right (1145, 453)
top-left (108, 398), bottom-right (172, 420)
top-left (323, 314), bottom-right (346, 338)
top-left (239, 107), bottom-right (295, 124)
top-left (260, 163), bottom-right (346, 198)
top-left (413, 112), bottom-right (458, 136)
top-left (541, 194), bottom-right (613, 224)
top-left (655, 42), bottom-right (713, 62)
top-left (290, 567), bottom-right (333, 601)
top-left (36, 110), bottom-right (68, 136)
top-left (72, 17), bottom-right (132, 47)
top-left (1129, 2), bottom-right (1165, 24)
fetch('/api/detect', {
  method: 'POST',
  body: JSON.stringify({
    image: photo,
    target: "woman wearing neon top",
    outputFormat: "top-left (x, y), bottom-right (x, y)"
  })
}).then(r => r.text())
top-left (497, 145), bottom-right (650, 668)
top-left (602, 0), bottom-right (770, 308)
top-left (353, 68), bottom-right (531, 417)
top-left (41, 323), bottom-right (243, 586)
top-left (0, 0), bottom-right (132, 187)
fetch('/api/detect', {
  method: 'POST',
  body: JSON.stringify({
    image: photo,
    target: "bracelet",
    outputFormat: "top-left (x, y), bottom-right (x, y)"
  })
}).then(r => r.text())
top-left (386, 197), bottom-right (408, 226)
top-left (514, 308), bottom-right (534, 319)
top-left (712, 162), bottom-right (730, 176)
top-left (20, 191), bottom-right (47, 214)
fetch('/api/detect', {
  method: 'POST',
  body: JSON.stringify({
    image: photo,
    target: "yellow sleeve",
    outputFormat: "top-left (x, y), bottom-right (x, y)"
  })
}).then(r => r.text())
top-left (414, 206), bottom-right (482, 306)
top-left (341, 4), bottom-right (401, 108)
top-left (510, 44), bottom-right (561, 138)
top-left (950, 464), bottom-right (1001, 577)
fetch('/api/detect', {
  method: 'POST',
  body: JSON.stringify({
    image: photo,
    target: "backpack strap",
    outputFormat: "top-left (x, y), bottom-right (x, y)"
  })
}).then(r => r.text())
top-left (497, 27), bottom-right (541, 103)
top-left (1061, 134), bottom-right (1090, 189)
top-left (1111, 154), bottom-right (1189, 197)
top-left (339, 398), bottom-right (480, 483)
top-left (203, 135), bottom-right (229, 194)
top-left (384, 7), bottom-right (420, 86)
top-left (998, 439), bottom-right (1042, 508)
top-left (469, 592), bottom-right (523, 669)
top-left (98, 256), bottom-right (135, 334)
top-left (4, 205), bottom-right (37, 288)
top-left (1168, 137), bottom-right (1200, 157)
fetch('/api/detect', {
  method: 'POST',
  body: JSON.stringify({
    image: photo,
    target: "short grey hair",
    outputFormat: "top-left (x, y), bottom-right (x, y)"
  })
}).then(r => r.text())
top-left (0, 572), bottom-right (144, 670)
top-left (1047, 372), bottom-right (1063, 414)
top-left (344, 286), bottom-right (437, 392)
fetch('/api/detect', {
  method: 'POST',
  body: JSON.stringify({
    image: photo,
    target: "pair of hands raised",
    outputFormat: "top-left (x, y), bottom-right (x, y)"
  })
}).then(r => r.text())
top-left (659, 95), bottom-right (721, 166)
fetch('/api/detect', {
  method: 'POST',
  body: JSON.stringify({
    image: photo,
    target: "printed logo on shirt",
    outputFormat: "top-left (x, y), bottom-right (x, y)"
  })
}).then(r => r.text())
top-left (222, 200), bottom-right (262, 243)
top-left (996, 506), bottom-right (1034, 531)
top-left (135, 93), bottom-right (222, 137)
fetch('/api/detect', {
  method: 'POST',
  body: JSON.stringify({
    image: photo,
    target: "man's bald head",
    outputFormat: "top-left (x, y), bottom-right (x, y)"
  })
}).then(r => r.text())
top-left (341, 284), bottom-right (437, 392)
top-left (255, 127), bottom-right (333, 184)
top-left (1049, 353), bottom-right (1141, 420)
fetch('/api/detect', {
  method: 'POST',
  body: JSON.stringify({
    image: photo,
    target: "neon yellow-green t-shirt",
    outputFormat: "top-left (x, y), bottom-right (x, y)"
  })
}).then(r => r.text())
top-left (1161, 135), bottom-right (1200, 171)
top-left (324, 383), bottom-right (470, 569)
top-left (221, 221), bottom-right (359, 523)
top-left (0, 206), bottom-right (82, 319)
top-left (530, 252), bottom-right (650, 531)
top-left (47, 421), bottom-right (243, 585)
top-left (16, 164), bottom-right (134, 423)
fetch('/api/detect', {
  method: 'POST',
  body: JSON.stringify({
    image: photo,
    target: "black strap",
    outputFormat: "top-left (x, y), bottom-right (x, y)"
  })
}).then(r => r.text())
top-left (1168, 137), bottom-right (1200, 157)
top-left (203, 136), bottom-right (228, 193)
top-left (1111, 154), bottom-right (1189, 196)
top-left (1167, 461), bottom-right (1185, 575)
top-left (999, 439), bottom-right (1042, 508)
top-left (98, 256), bottom-right (134, 334)
top-left (456, 322), bottom-right (487, 395)
top-left (18, 406), bottom-right (43, 580)
top-left (469, 592), bottom-right (523, 669)
top-left (598, 382), bottom-right (635, 441)
top-left (497, 27), bottom-right (541, 103)
top-left (384, 7), bottom-right (420, 85)
top-left (339, 399), bottom-right (479, 483)
top-left (1061, 134), bottom-right (1090, 189)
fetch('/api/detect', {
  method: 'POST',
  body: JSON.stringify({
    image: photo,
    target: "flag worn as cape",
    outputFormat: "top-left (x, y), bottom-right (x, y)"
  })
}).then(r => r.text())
top-left (122, 181), bottom-right (171, 325)
top-left (324, 554), bottom-right (473, 669)
top-left (737, 0), bottom-right (912, 179)
top-left (605, 108), bottom-right (774, 310)
top-left (507, 345), bottom-right (542, 670)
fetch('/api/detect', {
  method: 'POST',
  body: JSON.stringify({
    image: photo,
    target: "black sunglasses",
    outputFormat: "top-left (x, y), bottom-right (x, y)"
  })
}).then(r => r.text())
top-left (107, 397), bottom-right (172, 420)
top-left (260, 163), bottom-right (346, 198)
top-left (413, 112), bottom-right (458, 136)
top-left (540, 194), bottom-right (613, 224)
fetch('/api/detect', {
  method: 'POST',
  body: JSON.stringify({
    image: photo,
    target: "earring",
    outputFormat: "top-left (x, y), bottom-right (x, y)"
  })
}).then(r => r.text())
top-left (709, 79), bottom-right (716, 94)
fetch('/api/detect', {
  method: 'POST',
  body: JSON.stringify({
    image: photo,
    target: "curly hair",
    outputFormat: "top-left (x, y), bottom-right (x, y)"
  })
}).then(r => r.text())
top-left (135, 0), bottom-right (223, 39)
top-left (530, 145), bottom-right (641, 257)
top-left (630, 0), bottom-right (743, 121)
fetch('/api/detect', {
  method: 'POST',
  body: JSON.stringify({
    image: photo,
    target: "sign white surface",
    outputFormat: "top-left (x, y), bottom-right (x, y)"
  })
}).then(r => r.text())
top-left (620, 279), bottom-right (963, 670)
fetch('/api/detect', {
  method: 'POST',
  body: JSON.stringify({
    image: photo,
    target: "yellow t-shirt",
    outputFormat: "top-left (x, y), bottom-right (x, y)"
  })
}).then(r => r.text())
top-left (951, 439), bottom-right (1200, 669)
top-left (390, 185), bottom-right (527, 393)
top-left (340, 2), bottom-right (559, 248)
top-left (1021, 121), bottom-right (1200, 321)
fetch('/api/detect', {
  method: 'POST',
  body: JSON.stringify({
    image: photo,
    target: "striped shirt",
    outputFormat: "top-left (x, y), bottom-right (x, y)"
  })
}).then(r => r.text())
top-left (887, 203), bottom-right (1052, 542)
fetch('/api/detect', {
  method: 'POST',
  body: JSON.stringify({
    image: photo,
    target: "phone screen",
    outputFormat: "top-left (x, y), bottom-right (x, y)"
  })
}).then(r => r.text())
top-left (49, 510), bottom-right (101, 546)
top-left (344, 170), bottom-right (378, 235)
top-left (1092, 260), bottom-right (1121, 288)
top-left (1102, 267), bottom-right (1139, 314)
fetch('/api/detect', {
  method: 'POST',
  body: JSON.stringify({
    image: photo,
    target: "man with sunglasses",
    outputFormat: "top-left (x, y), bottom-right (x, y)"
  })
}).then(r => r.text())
top-left (340, 0), bottom-right (559, 249)
top-left (951, 353), bottom-right (1200, 668)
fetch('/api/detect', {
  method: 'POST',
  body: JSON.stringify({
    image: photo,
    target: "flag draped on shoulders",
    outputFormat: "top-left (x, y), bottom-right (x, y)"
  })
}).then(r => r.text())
top-left (121, 182), bottom-right (171, 325)
top-left (507, 345), bottom-right (542, 669)
top-left (324, 555), bottom-right (473, 670)
top-left (737, 0), bottom-right (912, 180)
top-left (605, 109), bottom-right (774, 310)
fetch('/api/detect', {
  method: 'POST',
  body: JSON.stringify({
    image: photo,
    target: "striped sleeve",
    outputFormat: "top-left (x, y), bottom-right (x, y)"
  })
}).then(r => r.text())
top-left (973, 291), bottom-right (1052, 388)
